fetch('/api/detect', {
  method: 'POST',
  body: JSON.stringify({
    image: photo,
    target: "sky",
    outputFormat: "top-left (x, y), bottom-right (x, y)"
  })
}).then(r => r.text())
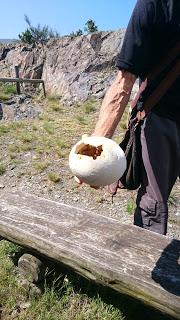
top-left (0, 0), bottom-right (137, 39)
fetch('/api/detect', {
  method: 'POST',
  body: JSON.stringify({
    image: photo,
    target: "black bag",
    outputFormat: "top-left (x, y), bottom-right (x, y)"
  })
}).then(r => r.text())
top-left (119, 42), bottom-right (180, 190)
top-left (119, 108), bottom-right (143, 190)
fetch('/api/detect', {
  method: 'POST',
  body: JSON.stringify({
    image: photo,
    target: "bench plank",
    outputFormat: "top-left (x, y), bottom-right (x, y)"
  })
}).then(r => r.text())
top-left (0, 191), bottom-right (179, 318)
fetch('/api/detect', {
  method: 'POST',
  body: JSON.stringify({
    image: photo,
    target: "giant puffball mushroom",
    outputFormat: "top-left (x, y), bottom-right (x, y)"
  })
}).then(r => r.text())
top-left (69, 136), bottom-right (127, 187)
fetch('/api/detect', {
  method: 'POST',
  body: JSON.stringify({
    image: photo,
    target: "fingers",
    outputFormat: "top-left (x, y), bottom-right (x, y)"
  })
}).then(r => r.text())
top-left (74, 176), bottom-right (83, 184)
top-left (74, 176), bottom-right (99, 189)
top-left (106, 181), bottom-right (119, 195)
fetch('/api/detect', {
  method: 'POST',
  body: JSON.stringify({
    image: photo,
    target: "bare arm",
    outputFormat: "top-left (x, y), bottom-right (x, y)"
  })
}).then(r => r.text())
top-left (92, 70), bottom-right (136, 138)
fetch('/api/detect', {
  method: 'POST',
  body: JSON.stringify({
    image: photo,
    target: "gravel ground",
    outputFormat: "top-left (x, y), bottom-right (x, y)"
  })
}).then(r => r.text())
top-left (0, 171), bottom-right (179, 240)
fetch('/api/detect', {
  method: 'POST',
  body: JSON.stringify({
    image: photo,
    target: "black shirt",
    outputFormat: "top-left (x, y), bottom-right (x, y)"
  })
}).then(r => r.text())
top-left (116, 0), bottom-right (180, 124)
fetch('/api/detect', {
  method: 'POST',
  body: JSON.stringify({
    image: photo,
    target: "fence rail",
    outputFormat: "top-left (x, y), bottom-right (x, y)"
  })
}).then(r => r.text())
top-left (0, 77), bottom-right (46, 96)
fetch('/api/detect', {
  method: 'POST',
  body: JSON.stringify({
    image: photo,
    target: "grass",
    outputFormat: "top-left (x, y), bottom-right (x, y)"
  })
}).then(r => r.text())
top-left (33, 160), bottom-right (49, 172)
top-left (168, 191), bottom-right (178, 206)
top-left (19, 132), bottom-right (34, 143)
top-left (0, 240), bottom-right (172, 320)
top-left (83, 99), bottom-right (96, 114)
top-left (0, 240), bottom-right (123, 320)
top-left (43, 122), bottom-right (55, 134)
top-left (47, 171), bottom-right (61, 183)
top-left (126, 199), bottom-right (136, 215)
top-left (46, 94), bottom-right (63, 113)
top-left (0, 124), bottom-right (11, 136)
top-left (76, 115), bottom-right (87, 124)
top-left (0, 98), bottom-right (77, 183)
top-left (0, 163), bottom-right (6, 175)
top-left (8, 144), bottom-right (20, 153)
top-left (0, 83), bottom-right (16, 101)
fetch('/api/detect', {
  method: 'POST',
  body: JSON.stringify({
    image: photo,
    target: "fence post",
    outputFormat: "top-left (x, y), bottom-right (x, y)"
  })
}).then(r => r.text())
top-left (42, 81), bottom-right (46, 97)
top-left (14, 66), bottom-right (21, 94)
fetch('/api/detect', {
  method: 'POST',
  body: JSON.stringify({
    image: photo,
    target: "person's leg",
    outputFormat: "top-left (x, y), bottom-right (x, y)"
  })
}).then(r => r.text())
top-left (134, 112), bottom-right (180, 235)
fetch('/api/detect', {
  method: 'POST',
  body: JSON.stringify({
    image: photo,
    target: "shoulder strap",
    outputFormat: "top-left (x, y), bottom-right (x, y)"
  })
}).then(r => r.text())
top-left (143, 59), bottom-right (180, 114)
top-left (131, 41), bottom-right (180, 116)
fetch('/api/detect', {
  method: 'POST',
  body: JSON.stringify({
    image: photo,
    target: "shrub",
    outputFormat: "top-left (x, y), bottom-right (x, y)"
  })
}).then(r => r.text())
top-left (19, 15), bottom-right (60, 45)
top-left (84, 19), bottom-right (98, 33)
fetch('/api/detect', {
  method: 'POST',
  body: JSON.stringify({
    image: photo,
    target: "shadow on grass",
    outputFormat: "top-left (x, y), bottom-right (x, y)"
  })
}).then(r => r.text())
top-left (40, 259), bottom-right (175, 320)
top-left (4, 240), bottom-right (177, 320)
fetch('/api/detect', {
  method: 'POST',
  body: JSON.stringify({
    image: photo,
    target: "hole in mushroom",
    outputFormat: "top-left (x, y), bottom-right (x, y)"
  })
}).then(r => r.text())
top-left (76, 143), bottom-right (103, 160)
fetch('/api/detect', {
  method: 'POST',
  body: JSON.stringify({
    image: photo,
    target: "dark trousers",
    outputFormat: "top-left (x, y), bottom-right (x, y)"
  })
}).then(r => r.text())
top-left (134, 112), bottom-right (180, 235)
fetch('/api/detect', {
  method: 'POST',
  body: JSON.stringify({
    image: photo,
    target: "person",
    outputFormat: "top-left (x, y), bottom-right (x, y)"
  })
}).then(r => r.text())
top-left (77, 0), bottom-right (180, 235)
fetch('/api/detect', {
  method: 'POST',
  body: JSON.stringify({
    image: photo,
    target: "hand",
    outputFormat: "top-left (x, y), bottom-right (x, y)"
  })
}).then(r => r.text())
top-left (106, 180), bottom-right (124, 195)
top-left (74, 176), bottom-right (100, 189)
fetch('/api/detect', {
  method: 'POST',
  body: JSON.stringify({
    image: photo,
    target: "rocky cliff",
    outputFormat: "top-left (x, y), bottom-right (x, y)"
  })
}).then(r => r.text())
top-left (0, 30), bottom-right (138, 103)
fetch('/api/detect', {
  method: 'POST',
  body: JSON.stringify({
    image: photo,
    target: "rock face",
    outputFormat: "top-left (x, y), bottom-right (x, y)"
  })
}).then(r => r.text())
top-left (0, 30), bottom-right (138, 103)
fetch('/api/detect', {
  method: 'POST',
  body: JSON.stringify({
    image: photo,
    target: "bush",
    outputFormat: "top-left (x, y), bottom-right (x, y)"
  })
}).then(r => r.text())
top-left (70, 19), bottom-right (98, 37)
top-left (70, 29), bottom-right (83, 37)
top-left (19, 15), bottom-right (60, 45)
top-left (84, 19), bottom-right (98, 33)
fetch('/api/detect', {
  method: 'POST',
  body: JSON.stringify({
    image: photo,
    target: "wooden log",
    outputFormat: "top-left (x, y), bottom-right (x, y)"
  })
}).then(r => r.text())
top-left (0, 191), bottom-right (179, 319)
top-left (0, 77), bottom-right (44, 84)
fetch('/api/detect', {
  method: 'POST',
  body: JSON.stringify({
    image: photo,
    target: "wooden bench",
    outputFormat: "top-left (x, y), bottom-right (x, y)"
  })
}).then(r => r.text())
top-left (0, 191), bottom-right (179, 319)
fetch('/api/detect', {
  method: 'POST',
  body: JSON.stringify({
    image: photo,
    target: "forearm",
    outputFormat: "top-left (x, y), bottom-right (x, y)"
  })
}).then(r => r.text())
top-left (92, 70), bottom-right (136, 138)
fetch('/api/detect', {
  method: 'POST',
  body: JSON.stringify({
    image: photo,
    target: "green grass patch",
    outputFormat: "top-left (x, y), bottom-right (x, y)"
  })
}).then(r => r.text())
top-left (0, 163), bottom-right (6, 175)
top-left (126, 199), bottom-right (136, 215)
top-left (8, 144), bottom-right (20, 153)
top-left (47, 171), bottom-right (61, 183)
top-left (0, 241), bottom-right (26, 314)
top-left (3, 84), bottom-right (17, 95)
top-left (0, 237), bottom-right (169, 320)
top-left (46, 94), bottom-right (63, 113)
top-left (47, 94), bottom-right (62, 102)
top-left (43, 122), bottom-right (55, 134)
top-left (33, 160), bottom-right (49, 172)
top-left (0, 84), bottom-right (16, 101)
top-left (83, 99), bottom-right (96, 114)
top-left (76, 115), bottom-right (87, 124)
top-left (56, 149), bottom-right (66, 159)
top-left (20, 143), bottom-right (34, 152)
top-left (19, 132), bottom-right (34, 143)
top-left (168, 192), bottom-right (178, 206)
top-left (0, 239), bottom-right (123, 320)
top-left (0, 92), bottom-right (10, 101)
top-left (55, 138), bottom-right (69, 149)
top-left (9, 153), bottom-right (17, 160)
top-left (50, 104), bottom-right (63, 112)
top-left (0, 124), bottom-right (10, 136)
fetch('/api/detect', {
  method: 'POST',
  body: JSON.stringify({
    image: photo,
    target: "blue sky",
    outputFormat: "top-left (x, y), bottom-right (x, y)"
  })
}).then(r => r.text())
top-left (0, 0), bottom-right (136, 39)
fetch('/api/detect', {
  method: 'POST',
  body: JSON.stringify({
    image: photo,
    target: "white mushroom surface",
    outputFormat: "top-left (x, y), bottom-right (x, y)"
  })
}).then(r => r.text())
top-left (69, 136), bottom-right (126, 187)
